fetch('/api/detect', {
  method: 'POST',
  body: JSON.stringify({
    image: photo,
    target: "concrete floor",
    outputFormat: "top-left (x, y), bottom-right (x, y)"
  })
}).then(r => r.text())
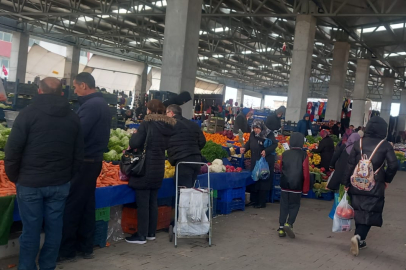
top-left (1, 172), bottom-right (406, 270)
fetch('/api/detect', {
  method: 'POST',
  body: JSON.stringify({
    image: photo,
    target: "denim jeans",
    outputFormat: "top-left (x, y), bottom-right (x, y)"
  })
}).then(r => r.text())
top-left (16, 182), bottom-right (70, 270)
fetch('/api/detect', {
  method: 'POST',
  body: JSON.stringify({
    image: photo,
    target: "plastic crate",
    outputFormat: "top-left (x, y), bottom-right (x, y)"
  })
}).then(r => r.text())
top-left (212, 198), bottom-right (217, 217)
top-left (217, 187), bottom-right (246, 203)
top-left (95, 207), bottom-right (110, 222)
top-left (317, 191), bottom-right (334, 201)
top-left (271, 188), bottom-right (281, 203)
top-left (217, 199), bottom-right (245, 215)
top-left (212, 190), bottom-right (218, 198)
top-left (230, 156), bottom-right (245, 169)
top-left (302, 189), bottom-right (316, 199)
top-left (94, 220), bottom-right (108, 248)
top-left (273, 173), bottom-right (281, 187)
top-left (121, 206), bottom-right (172, 234)
top-left (128, 123), bottom-right (140, 129)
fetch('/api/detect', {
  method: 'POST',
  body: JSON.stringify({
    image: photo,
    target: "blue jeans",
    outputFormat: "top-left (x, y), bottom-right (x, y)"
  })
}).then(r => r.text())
top-left (16, 182), bottom-right (70, 270)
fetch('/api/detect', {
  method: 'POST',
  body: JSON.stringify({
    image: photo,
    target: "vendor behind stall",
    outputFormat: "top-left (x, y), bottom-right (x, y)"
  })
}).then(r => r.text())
top-left (233, 108), bottom-right (252, 134)
top-left (265, 106), bottom-right (286, 131)
top-left (240, 119), bottom-right (278, 208)
top-left (311, 129), bottom-right (334, 171)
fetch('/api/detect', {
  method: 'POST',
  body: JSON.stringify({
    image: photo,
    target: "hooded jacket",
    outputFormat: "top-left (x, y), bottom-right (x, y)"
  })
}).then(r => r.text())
top-left (343, 116), bottom-right (398, 227)
top-left (233, 112), bottom-right (250, 134)
top-left (280, 132), bottom-right (310, 194)
top-left (5, 94), bottom-right (84, 187)
top-left (77, 92), bottom-right (111, 161)
top-left (167, 114), bottom-right (206, 165)
top-left (129, 114), bottom-right (176, 190)
top-left (265, 106), bottom-right (285, 131)
top-left (296, 114), bottom-right (311, 136)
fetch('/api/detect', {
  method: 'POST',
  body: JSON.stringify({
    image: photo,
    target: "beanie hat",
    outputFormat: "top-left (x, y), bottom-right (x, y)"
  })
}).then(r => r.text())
top-left (147, 99), bottom-right (166, 114)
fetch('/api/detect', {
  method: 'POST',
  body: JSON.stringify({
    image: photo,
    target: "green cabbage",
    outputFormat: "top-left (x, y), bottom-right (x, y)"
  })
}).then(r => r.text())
top-left (0, 134), bottom-right (7, 149)
top-left (0, 128), bottom-right (11, 136)
top-left (0, 151), bottom-right (5, 160)
top-left (103, 150), bottom-right (118, 161)
top-left (108, 136), bottom-right (120, 148)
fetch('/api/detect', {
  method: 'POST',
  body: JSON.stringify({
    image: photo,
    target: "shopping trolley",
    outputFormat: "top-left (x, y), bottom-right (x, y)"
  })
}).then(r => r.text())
top-left (168, 162), bottom-right (212, 247)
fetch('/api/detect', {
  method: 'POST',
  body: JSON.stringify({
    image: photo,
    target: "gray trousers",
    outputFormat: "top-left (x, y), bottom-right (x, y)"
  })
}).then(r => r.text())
top-left (279, 191), bottom-right (302, 226)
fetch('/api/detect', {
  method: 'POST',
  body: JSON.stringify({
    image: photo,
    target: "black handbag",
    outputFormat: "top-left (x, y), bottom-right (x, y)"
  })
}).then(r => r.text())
top-left (119, 127), bottom-right (150, 177)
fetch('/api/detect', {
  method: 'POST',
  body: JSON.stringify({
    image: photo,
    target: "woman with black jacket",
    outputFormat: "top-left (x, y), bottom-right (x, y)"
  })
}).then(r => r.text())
top-left (241, 119), bottom-right (278, 208)
top-left (327, 133), bottom-right (360, 190)
top-left (312, 130), bottom-right (335, 171)
top-left (125, 100), bottom-right (176, 244)
top-left (343, 116), bottom-right (398, 256)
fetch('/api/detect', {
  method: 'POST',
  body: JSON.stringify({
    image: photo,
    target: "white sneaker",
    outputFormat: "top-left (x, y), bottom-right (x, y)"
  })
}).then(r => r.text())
top-left (350, 235), bottom-right (360, 256)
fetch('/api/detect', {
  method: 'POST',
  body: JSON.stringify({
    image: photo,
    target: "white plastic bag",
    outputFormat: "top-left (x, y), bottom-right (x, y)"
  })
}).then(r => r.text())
top-left (177, 188), bottom-right (210, 236)
top-left (332, 191), bottom-right (353, 233)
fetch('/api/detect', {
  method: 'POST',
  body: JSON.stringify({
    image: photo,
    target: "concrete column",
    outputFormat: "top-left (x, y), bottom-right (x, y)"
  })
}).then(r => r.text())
top-left (236, 89), bottom-right (243, 106)
top-left (159, 0), bottom-right (203, 119)
top-left (260, 94), bottom-right (265, 109)
top-left (381, 77), bottom-right (395, 124)
top-left (63, 46), bottom-right (80, 87)
top-left (286, 15), bottom-right (316, 122)
top-left (9, 32), bottom-right (29, 83)
top-left (350, 59), bottom-right (370, 128)
top-left (325, 42), bottom-right (350, 121)
top-left (398, 90), bottom-right (406, 132)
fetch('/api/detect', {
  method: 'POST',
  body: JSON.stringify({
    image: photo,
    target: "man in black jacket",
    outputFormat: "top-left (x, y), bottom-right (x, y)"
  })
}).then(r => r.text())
top-left (166, 104), bottom-right (206, 188)
top-left (59, 72), bottom-right (111, 260)
top-left (5, 77), bottom-right (83, 270)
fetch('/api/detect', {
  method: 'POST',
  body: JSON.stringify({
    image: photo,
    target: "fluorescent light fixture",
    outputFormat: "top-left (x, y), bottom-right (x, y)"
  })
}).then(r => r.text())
top-left (78, 16), bottom-right (93, 22)
top-left (257, 48), bottom-right (273, 52)
top-left (62, 20), bottom-right (74, 24)
top-left (98, 15), bottom-right (110, 18)
top-left (212, 55), bottom-right (224, 58)
top-left (248, 66), bottom-right (255, 70)
top-left (315, 42), bottom-right (324, 46)
top-left (199, 31), bottom-right (207, 35)
top-left (312, 54), bottom-right (317, 57)
top-left (222, 70), bottom-right (228, 73)
top-left (134, 5), bottom-right (152, 10)
top-left (147, 38), bottom-right (159, 43)
top-left (199, 56), bottom-right (208, 60)
top-left (358, 26), bottom-right (386, 33)
top-left (113, 8), bottom-right (128, 13)
top-left (272, 64), bottom-right (282, 67)
top-left (153, 0), bottom-right (167, 7)
top-left (241, 51), bottom-right (252, 54)
top-left (397, 52), bottom-right (406, 55)
top-left (129, 41), bottom-right (139, 45)
top-left (213, 27), bottom-right (229, 32)
top-left (390, 23), bottom-right (404, 29)
top-left (270, 33), bottom-right (279, 37)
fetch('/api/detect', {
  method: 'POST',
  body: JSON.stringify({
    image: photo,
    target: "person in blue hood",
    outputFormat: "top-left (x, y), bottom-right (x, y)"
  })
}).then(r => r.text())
top-left (296, 113), bottom-right (311, 136)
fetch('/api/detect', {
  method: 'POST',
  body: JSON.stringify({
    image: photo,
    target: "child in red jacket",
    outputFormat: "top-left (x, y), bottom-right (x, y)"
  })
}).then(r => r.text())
top-left (278, 132), bottom-right (310, 238)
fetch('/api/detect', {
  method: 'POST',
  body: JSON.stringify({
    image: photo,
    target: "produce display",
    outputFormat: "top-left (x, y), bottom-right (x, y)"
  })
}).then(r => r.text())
top-left (395, 150), bottom-right (405, 163)
top-left (96, 161), bottom-right (124, 187)
top-left (164, 160), bottom-right (175, 178)
top-left (0, 160), bottom-right (15, 197)
top-left (201, 141), bottom-right (228, 163)
top-left (104, 128), bottom-right (132, 161)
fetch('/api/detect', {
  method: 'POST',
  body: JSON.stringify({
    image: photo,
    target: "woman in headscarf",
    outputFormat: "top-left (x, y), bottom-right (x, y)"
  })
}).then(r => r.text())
top-left (240, 119), bottom-right (278, 208)
top-left (340, 128), bottom-right (354, 145)
top-left (328, 132), bottom-right (361, 190)
top-left (312, 130), bottom-right (335, 171)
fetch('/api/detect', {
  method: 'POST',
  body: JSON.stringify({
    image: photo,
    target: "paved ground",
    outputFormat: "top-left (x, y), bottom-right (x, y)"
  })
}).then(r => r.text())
top-left (1, 172), bottom-right (406, 270)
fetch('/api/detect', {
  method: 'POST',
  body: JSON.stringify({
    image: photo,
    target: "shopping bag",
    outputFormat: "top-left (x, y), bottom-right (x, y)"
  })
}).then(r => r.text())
top-left (251, 157), bottom-right (270, 181)
top-left (332, 191), bottom-right (353, 232)
top-left (328, 193), bottom-right (340, 220)
top-left (326, 171), bottom-right (334, 186)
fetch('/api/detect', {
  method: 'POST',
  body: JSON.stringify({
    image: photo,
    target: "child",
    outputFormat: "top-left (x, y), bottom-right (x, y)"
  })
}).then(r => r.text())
top-left (278, 132), bottom-right (310, 238)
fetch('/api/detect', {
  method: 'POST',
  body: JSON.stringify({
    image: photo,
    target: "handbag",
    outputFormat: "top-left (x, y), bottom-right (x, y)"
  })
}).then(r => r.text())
top-left (119, 126), bottom-right (151, 177)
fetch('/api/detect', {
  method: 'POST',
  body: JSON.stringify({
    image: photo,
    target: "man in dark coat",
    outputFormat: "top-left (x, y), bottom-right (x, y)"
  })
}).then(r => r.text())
top-left (343, 116), bottom-right (398, 256)
top-left (241, 119), bottom-right (278, 208)
top-left (233, 108), bottom-right (252, 134)
top-left (59, 72), bottom-right (111, 260)
top-left (166, 104), bottom-right (206, 188)
top-left (265, 106), bottom-right (286, 131)
top-left (296, 113), bottom-right (311, 136)
top-left (331, 122), bottom-right (341, 137)
top-left (278, 132), bottom-right (310, 238)
top-left (312, 130), bottom-right (335, 171)
top-left (5, 78), bottom-right (83, 270)
top-left (126, 100), bottom-right (176, 244)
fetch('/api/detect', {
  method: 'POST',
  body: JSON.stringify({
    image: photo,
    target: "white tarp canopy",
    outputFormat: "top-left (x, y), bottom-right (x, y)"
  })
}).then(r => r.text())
top-left (85, 55), bottom-right (145, 93)
top-left (25, 44), bottom-right (85, 83)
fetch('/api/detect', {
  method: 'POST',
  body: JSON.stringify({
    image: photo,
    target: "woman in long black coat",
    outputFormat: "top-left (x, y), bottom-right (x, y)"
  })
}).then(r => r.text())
top-left (343, 116), bottom-right (398, 256)
top-left (241, 119), bottom-right (278, 208)
top-left (312, 130), bottom-right (335, 171)
top-left (126, 100), bottom-right (176, 244)
top-left (328, 133), bottom-right (360, 190)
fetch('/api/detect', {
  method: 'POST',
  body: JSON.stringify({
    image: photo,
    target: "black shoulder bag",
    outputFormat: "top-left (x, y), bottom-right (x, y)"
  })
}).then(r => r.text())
top-left (120, 126), bottom-right (151, 177)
